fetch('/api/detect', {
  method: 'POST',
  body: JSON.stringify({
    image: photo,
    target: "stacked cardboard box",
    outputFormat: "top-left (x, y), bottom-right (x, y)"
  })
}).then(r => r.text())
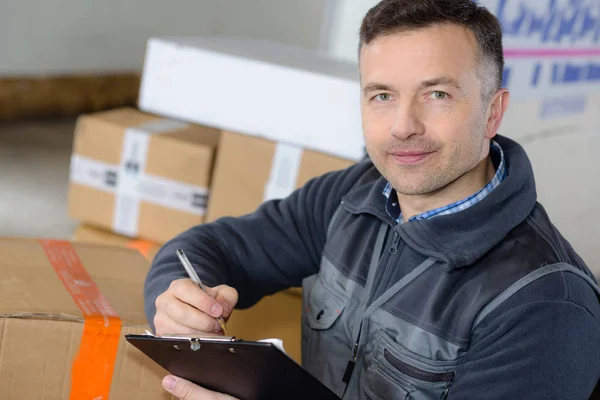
top-left (68, 107), bottom-right (220, 244)
top-left (0, 238), bottom-right (172, 400)
top-left (206, 131), bottom-right (355, 220)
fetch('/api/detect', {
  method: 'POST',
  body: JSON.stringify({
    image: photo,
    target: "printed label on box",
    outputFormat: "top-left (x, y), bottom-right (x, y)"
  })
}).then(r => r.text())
top-left (263, 143), bottom-right (303, 202)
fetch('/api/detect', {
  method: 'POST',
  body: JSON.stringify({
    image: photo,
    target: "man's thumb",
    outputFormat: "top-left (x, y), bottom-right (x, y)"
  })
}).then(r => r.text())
top-left (213, 285), bottom-right (238, 318)
top-left (163, 376), bottom-right (199, 399)
top-left (163, 375), bottom-right (238, 400)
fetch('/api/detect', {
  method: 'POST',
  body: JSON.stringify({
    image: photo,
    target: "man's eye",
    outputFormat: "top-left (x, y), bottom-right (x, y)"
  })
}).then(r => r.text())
top-left (375, 93), bottom-right (391, 102)
top-left (429, 91), bottom-right (448, 100)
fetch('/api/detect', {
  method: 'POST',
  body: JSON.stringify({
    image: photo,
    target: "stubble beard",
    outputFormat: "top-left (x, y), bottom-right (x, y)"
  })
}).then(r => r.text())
top-left (374, 116), bottom-right (489, 197)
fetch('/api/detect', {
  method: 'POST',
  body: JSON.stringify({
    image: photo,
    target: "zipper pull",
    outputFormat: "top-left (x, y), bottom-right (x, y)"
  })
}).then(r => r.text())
top-left (441, 387), bottom-right (449, 400)
top-left (441, 380), bottom-right (453, 400)
top-left (342, 341), bottom-right (359, 384)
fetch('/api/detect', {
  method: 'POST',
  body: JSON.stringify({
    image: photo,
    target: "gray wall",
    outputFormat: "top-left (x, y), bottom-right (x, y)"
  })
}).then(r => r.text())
top-left (0, 0), bottom-right (325, 75)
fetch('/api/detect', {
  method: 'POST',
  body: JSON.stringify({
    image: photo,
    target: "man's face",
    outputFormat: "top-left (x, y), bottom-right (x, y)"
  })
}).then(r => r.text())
top-left (359, 24), bottom-right (495, 196)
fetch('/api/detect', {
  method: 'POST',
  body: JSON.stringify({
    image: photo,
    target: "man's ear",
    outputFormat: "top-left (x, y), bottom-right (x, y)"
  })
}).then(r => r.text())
top-left (485, 89), bottom-right (510, 139)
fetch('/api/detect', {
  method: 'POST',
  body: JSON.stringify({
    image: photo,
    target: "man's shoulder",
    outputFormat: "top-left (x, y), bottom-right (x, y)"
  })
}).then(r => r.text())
top-left (306, 157), bottom-right (381, 198)
top-left (490, 201), bottom-right (591, 274)
top-left (479, 261), bottom-right (600, 332)
top-left (526, 202), bottom-right (594, 275)
top-left (472, 201), bottom-right (600, 324)
top-left (477, 202), bottom-right (600, 329)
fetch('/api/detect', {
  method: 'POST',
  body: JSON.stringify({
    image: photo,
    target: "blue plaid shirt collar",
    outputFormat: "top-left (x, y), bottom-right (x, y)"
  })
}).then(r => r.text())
top-left (383, 140), bottom-right (507, 224)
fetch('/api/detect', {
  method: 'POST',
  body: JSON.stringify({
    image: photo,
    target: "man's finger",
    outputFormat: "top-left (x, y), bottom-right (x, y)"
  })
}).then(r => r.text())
top-left (163, 375), bottom-right (239, 400)
top-left (162, 297), bottom-right (222, 333)
top-left (171, 279), bottom-right (224, 318)
top-left (212, 285), bottom-right (238, 318)
top-left (154, 312), bottom-right (218, 337)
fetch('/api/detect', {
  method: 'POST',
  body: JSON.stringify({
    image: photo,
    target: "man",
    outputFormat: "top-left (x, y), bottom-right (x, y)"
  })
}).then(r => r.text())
top-left (145, 0), bottom-right (600, 399)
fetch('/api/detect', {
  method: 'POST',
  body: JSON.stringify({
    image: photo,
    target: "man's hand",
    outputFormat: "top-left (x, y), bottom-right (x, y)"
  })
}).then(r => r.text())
top-left (163, 375), bottom-right (239, 400)
top-left (154, 278), bottom-right (238, 336)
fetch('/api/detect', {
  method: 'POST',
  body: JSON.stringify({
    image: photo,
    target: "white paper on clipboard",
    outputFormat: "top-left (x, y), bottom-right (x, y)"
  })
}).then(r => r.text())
top-left (143, 330), bottom-right (287, 354)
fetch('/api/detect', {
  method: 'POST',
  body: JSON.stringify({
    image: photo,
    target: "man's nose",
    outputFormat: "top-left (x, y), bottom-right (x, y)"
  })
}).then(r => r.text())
top-left (390, 101), bottom-right (425, 140)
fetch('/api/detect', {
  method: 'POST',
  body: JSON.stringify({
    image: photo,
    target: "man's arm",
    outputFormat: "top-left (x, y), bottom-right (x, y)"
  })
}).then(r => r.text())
top-left (448, 273), bottom-right (600, 399)
top-left (144, 160), bottom-right (371, 330)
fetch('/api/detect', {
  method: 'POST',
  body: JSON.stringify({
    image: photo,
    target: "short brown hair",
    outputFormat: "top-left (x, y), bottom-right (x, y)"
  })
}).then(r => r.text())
top-left (359, 0), bottom-right (504, 100)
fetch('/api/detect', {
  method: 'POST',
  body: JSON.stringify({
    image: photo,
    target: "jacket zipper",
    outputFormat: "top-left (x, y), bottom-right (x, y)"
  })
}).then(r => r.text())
top-left (342, 327), bottom-right (361, 384)
top-left (342, 232), bottom-right (401, 390)
top-left (367, 232), bottom-right (401, 305)
top-left (384, 349), bottom-right (455, 383)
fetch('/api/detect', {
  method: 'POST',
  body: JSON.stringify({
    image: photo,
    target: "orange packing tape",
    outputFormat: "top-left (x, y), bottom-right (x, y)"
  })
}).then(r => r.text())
top-left (125, 239), bottom-right (156, 259)
top-left (39, 240), bottom-right (122, 400)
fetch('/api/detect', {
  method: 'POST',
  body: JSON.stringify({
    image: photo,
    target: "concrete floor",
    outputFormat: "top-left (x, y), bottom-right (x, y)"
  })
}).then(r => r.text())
top-left (0, 119), bottom-right (79, 239)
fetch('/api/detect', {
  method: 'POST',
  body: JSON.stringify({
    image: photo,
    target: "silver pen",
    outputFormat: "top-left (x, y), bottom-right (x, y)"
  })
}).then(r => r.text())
top-left (176, 249), bottom-right (228, 335)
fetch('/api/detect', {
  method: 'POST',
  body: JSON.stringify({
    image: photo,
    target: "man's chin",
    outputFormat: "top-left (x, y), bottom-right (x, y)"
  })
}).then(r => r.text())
top-left (390, 180), bottom-right (446, 197)
top-left (394, 188), bottom-right (431, 196)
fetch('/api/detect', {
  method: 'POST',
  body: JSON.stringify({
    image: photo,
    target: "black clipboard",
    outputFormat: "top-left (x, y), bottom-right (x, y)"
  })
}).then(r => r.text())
top-left (125, 334), bottom-right (340, 400)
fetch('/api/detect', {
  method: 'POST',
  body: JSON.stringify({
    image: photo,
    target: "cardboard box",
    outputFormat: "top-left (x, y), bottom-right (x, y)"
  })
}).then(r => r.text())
top-left (0, 238), bottom-right (171, 400)
top-left (205, 131), bottom-right (354, 364)
top-left (68, 107), bottom-right (220, 244)
top-left (139, 37), bottom-right (365, 161)
top-left (207, 131), bottom-right (355, 221)
top-left (72, 224), bottom-right (162, 263)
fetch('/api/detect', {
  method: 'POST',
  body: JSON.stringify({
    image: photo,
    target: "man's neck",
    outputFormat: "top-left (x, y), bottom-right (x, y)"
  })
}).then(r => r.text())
top-left (398, 156), bottom-right (496, 222)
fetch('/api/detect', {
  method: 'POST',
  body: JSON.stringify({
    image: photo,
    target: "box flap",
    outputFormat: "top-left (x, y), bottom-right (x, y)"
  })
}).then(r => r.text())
top-left (0, 238), bottom-right (150, 325)
top-left (164, 125), bottom-right (220, 148)
top-left (73, 224), bottom-right (135, 247)
top-left (72, 107), bottom-right (196, 164)
top-left (88, 107), bottom-right (160, 127)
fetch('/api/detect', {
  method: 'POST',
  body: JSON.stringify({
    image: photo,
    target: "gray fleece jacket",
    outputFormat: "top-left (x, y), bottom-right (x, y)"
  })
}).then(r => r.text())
top-left (144, 135), bottom-right (600, 399)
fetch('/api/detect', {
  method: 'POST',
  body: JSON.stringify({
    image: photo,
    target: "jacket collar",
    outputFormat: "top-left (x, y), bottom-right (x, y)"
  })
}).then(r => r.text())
top-left (342, 135), bottom-right (538, 270)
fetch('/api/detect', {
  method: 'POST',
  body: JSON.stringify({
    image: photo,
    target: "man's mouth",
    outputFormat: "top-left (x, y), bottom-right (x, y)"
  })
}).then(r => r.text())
top-left (389, 150), bottom-right (435, 165)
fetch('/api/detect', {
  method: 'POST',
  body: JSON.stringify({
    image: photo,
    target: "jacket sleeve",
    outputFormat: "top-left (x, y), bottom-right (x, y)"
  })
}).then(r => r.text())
top-left (447, 274), bottom-right (600, 399)
top-left (143, 161), bottom-right (371, 330)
